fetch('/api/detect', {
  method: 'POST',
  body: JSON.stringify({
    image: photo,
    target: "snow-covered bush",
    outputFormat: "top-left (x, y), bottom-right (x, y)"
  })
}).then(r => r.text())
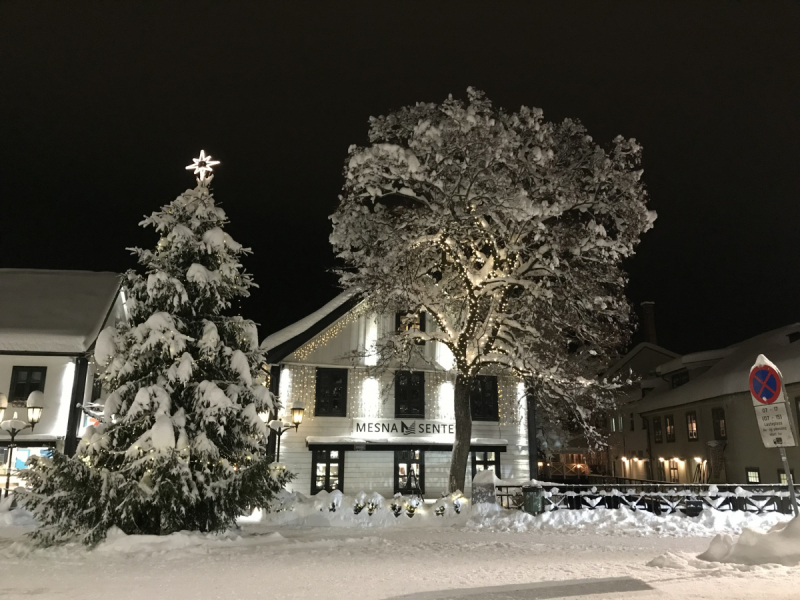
top-left (20, 176), bottom-right (292, 546)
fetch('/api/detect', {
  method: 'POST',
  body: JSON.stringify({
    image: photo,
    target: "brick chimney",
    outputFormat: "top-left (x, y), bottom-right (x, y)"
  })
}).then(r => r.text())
top-left (641, 301), bottom-right (657, 345)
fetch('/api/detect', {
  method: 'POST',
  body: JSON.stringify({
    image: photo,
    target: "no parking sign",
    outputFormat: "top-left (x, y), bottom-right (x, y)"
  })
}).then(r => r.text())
top-left (749, 355), bottom-right (796, 448)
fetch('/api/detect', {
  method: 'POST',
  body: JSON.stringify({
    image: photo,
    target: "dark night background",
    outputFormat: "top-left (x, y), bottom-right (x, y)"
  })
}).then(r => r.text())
top-left (2, 1), bottom-right (799, 356)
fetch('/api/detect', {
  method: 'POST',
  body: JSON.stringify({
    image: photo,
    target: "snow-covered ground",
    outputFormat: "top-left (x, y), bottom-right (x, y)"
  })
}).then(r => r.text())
top-left (1, 501), bottom-right (799, 599)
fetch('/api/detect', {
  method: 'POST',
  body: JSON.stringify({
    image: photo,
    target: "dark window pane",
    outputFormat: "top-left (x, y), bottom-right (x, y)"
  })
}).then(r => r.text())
top-left (315, 368), bottom-right (348, 417)
top-left (9, 366), bottom-right (47, 402)
top-left (470, 376), bottom-right (499, 421)
top-left (395, 371), bottom-right (425, 418)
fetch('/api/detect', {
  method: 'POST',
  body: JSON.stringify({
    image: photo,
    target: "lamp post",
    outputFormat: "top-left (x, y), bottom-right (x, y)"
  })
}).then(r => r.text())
top-left (260, 406), bottom-right (304, 464)
top-left (0, 391), bottom-right (45, 498)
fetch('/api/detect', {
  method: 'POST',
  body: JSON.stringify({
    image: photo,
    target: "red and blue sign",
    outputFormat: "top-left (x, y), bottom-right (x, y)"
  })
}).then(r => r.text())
top-left (749, 364), bottom-right (782, 404)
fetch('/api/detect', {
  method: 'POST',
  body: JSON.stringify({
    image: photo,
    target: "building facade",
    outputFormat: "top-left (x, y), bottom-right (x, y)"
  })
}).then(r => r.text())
top-left (0, 269), bottom-right (128, 490)
top-left (616, 324), bottom-right (800, 485)
top-left (261, 294), bottom-right (531, 498)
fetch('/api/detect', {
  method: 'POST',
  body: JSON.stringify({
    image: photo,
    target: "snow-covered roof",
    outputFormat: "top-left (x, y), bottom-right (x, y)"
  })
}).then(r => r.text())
top-left (0, 269), bottom-right (122, 354)
top-left (634, 323), bottom-right (800, 414)
top-left (261, 291), bottom-right (356, 352)
top-left (603, 342), bottom-right (678, 379)
top-left (306, 436), bottom-right (508, 447)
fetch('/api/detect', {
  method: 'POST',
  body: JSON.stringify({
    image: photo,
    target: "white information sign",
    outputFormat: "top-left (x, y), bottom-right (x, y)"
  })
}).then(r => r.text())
top-left (753, 402), bottom-right (797, 448)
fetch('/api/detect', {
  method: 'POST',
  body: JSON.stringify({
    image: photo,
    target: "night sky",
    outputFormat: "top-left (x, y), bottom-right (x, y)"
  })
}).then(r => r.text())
top-left (2, 1), bottom-right (799, 356)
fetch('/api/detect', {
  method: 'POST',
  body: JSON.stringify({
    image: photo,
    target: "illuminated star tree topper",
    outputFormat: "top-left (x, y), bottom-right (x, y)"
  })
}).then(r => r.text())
top-left (185, 150), bottom-right (220, 185)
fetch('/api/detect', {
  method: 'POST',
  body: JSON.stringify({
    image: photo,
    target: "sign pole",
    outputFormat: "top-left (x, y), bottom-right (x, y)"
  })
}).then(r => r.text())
top-left (779, 447), bottom-right (798, 517)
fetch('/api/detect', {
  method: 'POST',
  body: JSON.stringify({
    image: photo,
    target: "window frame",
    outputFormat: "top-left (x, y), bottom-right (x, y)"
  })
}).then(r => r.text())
top-left (665, 414), bottom-right (675, 443)
top-left (314, 368), bottom-right (348, 417)
top-left (668, 459), bottom-right (679, 483)
top-left (471, 450), bottom-right (501, 480)
top-left (653, 416), bottom-right (663, 443)
top-left (778, 468), bottom-right (795, 485)
top-left (745, 467), bottom-right (760, 484)
top-left (394, 371), bottom-right (425, 419)
top-left (8, 366), bottom-right (47, 403)
top-left (469, 375), bottom-right (499, 422)
top-left (685, 411), bottom-right (698, 441)
top-left (711, 407), bottom-right (727, 440)
top-left (311, 449), bottom-right (345, 494)
top-left (395, 312), bottom-right (426, 344)
top-left (394, 449), bottom-right (425, 494)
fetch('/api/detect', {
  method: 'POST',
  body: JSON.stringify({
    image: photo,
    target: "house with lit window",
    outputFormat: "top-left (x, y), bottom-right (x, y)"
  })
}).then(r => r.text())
top-left (617, 323), bottom-right (800, 485)
top-left (260, 293), bottom-right (531, 498)
top-left (0, 269), bottom-right (128, 491)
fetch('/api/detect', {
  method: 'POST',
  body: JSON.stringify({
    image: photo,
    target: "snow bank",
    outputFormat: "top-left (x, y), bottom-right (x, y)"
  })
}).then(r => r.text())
top-left (93, 526), bottom-right (267, 555)
top-left (696, 516), bottom-right (800, 566)
top-left (0, 496), bottom-right (36, 528)
top-left (466, 503), bottom-right (790, 537)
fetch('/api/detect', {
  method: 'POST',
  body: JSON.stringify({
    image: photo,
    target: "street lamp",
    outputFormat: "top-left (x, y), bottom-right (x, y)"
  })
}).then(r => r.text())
top-left (259, 405), bottom-right (304, 464)
top-left (0, 391), bottom-right (46, 497)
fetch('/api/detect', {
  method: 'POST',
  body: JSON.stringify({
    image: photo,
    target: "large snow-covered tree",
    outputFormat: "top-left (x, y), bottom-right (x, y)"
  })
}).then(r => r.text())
top-left (21, 162), bottom-right (290, 545)
top-left (330, 89), bottom-right (655, 492)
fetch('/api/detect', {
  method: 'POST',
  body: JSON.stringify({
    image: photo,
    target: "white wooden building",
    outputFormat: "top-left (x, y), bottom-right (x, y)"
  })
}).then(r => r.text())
top-left (261, 293), bottom-right (532, 498)
top-left (0, 269), bottom-right (127, 490)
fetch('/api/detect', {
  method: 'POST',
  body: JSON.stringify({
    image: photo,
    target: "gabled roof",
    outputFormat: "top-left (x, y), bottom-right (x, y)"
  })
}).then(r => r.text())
top-left (0, 269), bottom-right (122, 354)
top-left (604, 342), bottom-right (678, 379)
top-left (261, 291), bottom-right (362, 363)
top-left (634, 323), bottom-right (800, 414)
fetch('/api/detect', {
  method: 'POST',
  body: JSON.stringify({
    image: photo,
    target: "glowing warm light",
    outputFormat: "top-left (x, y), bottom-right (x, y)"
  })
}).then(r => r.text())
top-left (364, 315), bottom-right (378, 366)
top-left (658, 457), bottom-right (665, 462)
top-left (621, 456), bottom-right (628, 462)
top-left (185, 150), bottom-right (220, 182)
top-left (291, 406), bottom-right (305, 426)
top-left (537, 461), bottom-right (544, 467)
top-left (694, 457), bottom-right (702, 463)
top-left (362, 377), bottom-right (380, 418)
top-left (438, 381), bottom-right (455, 420)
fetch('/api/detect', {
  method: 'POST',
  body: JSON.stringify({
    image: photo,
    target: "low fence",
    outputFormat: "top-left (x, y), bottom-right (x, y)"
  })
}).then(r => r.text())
top-left (494, 483), bottom-right (800, 516)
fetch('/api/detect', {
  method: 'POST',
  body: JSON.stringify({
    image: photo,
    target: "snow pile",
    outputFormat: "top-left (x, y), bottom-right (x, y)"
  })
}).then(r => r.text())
top-left (696, 516), bottom-right (800, 566)
top-left (94, 526), bottom-right (256, 555)
top-left (465, 503), bottom-right (791, 538)
top-left (0, 496), bottom-right (36, 528)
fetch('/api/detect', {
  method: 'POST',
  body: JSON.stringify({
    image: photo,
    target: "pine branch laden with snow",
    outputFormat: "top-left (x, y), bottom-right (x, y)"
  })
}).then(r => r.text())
top-left (330, 89), bottom-right (653, 490)
top-left (20, 183), bottom-right (291, 546)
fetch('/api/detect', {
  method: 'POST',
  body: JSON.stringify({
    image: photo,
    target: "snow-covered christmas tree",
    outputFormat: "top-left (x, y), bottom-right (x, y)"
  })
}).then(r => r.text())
top-left (21, 152), bottom-right (290, 545)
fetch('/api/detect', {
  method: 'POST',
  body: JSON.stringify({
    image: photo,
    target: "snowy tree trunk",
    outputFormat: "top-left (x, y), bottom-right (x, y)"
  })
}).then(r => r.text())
top-left (448, 374), bottom-right (473, 493)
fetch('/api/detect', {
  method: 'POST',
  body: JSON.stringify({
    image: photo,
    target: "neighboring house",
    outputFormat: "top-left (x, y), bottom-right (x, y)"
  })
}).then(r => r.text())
top-left (261, 293), bottom-right (530, 498)
top-left (541, 302), bottom-right (677, 483)
top-left (617, 324), bottom-right (800, 485)
top-left (0, 269), bottom-right (127, 490)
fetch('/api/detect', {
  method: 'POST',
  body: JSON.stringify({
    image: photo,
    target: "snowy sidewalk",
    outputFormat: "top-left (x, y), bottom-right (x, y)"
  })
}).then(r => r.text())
top-left (0, 519), bottom-right (798, 599)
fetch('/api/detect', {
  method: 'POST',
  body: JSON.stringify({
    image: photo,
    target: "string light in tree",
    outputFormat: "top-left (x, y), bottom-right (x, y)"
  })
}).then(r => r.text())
top-left (185, 150), bottom-right (220, 184)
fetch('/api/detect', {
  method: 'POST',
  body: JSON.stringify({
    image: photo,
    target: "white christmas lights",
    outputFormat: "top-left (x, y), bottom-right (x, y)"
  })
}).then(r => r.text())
top-left (185, 150), bottom-right (220, 183)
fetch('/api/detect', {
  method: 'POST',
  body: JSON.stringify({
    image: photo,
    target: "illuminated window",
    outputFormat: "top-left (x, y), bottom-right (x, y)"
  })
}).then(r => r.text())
top-left (778, 469), bottom-right (794, 485)
top-left (396, 312), bottom-right (426, 344)
top-left (665, 415), bottom-right (675, 442)
top-left (746, 467), bottom-right (760, 484)
top-left (9, 366), bottom-right (47, 402)
top-left (686, 411), bottom-right (698, 441)
top-left (472, 451), bottom-right (500, 479)
top-left (395, 371), bottom-right (425, 418)
top-left (712, 407), bottom-right (727, 440)
top-left (311, 449), bottom-right (344, 494)
top-left (395, 449), bottom-right (424, 494)
top-left (669, 459), bottom-right (679, 483)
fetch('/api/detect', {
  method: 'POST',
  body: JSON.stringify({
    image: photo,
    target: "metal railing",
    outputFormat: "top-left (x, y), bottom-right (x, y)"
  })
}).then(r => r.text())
top-left (495, 482), bottom-right (800, 515)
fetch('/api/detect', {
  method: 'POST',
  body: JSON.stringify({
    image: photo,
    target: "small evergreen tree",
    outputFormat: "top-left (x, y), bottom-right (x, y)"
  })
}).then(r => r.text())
top-left (21, 154), bottom-right (290, 546)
